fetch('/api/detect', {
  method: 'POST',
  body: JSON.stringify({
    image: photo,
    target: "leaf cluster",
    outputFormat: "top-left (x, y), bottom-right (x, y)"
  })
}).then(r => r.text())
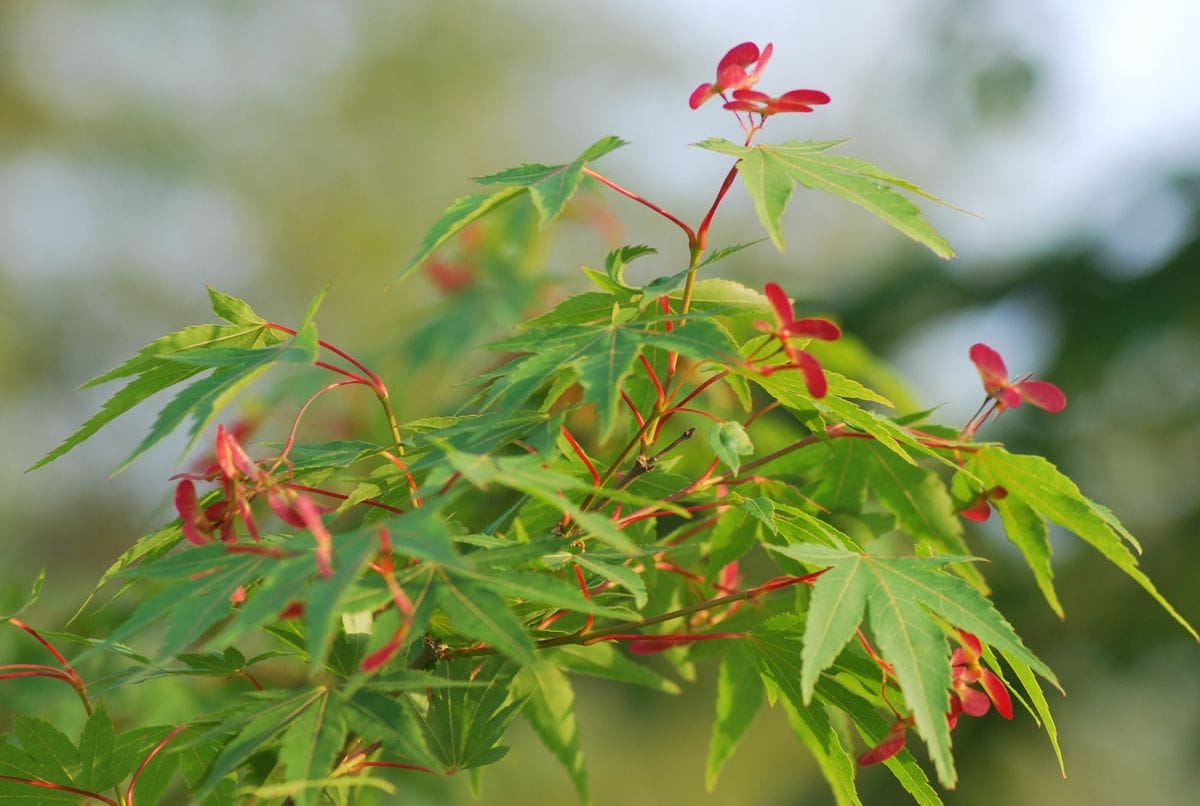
top-left (5, 119), bottom-right (1192, 806)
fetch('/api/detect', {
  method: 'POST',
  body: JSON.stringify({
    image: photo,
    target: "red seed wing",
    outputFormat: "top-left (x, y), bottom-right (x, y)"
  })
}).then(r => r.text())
top-left (968, 343), bottom-right (1009, 386)
top-left (781, 317), bottom-right (841, 341)
top-left (1017, 379), bottom-right (1067, 413)
top-left (762, 281), bottom-right (795, 327)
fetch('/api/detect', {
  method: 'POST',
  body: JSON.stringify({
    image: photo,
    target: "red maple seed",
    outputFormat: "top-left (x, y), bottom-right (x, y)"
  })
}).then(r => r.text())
top-left (723, 88), bottom-right (831, 116)
top-left (857, 719), bottom-right (909, 766)
top-left (175, 425), bottom-right (340, 576)
top-left (751, 282), bottom-right (841, 397)
top-left (951, 630), bottom-right (1014, 721)
top-left (425, 258), bottom-right (475, 294)
top-left (174, 479), bottom-right (212, 546)
top-left (362, 634), bottom-right (405, 672)
top-left (689, 42), bottom-right (774, 109)
top-left (958, 485), bottom-right (1008, 523)
top-left (969, 343), bottom-right (1067, 413)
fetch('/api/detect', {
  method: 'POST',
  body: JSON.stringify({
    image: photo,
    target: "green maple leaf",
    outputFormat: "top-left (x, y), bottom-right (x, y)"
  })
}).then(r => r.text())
top-left (92, 527), bottom-right (376, 680)
top-left (859, 443), bottom-right (989, 592)
top-left (695, 138), bottom-right (962, 259)
top-left (399, 137), bottom-right (626, 281)
top-left (709, 420), bottom-right (754, 474)
top-left (514, 664), bottom-right (590, 804)
top-left (473, 136), bottom-right (626, 224)
top-left (277, 689), bottom-right (346, 806)
top-left (396, 187), bottom-right (525, 284)
top-left (581, 244), bottom-right (656, 300)
top-left (0, 570), bottom-right (44, 623)
top-left (751, 371), bottom-right (926, 469)
top-left (420, 662), bottom-right (526, 773)
top-left (968, 447), bottom-right (1197, 638)
top-left (767, 543), bottom-right (1056, 788)
top-left (193, 687), bottom-right (332, 800)
top-left (30, 287), bottom-right (321, 474)
top-left (30, 327), bottom-right (277, 473)
top-left (487, 312), bottom-right (737, 440)
top-left (440, 449), bottom-right (686, 553)
top-left (339, 689), bottom-right (432, 768)
top-left (705, 646), bottom-right (764, 793)
top-left (0, 713), bottom-right (183, 805)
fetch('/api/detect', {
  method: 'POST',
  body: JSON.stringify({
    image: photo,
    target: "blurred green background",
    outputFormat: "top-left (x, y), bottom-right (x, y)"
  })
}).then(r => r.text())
top-left (2, 1), bottom-right (1197, 803)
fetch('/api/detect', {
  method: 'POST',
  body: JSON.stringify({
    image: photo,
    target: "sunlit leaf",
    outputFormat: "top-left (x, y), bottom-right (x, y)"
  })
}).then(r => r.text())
top-left (768, 543), bottom-right (1055, 787)
top-left (971, 448), bottom-right (1196, 638)
top-left (695, 138), bottom-right (958, 258)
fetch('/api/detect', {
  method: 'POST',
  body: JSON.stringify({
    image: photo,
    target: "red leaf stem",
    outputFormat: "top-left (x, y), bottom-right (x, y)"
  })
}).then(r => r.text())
top-left (591, 631), bottom-right (744, 651)
top-left (744, 400), bottom-right (780, 428)
top-left (665, 515), bottom-right (721, 547)
top-left (664, 406), bottom-right (723, 423)
top-left (0, 668), bottom-right (75, 683)
top-left (7, 618), bottom-right (74, 671)
top-left (0, 775), bottom-right (116, 805)
top-left (0, 663), bottom-right (76, 675)
top-left (381, 451), bottom-right (423, 508)
top-left (614, 456), bottom-right (720, 527)
top-left (126, 725), bottom-right (187, 805)
top-left (659, 295), bottom-right (679, 374)
top-left (575, 564), bottom-right (594, 633)
top-left (669, 369), bottom-right (728, 410)
top-left (264, 322), bottom-right (384, 389)
top-left (639, 355), bottom-right (667, 405)
top-left (855, 627), bottom-right (895, 677)
top-left (696, 163), bottom-right (743, 253)
top-left (437, 471), bottom-right (462, 497)
top-left (5, 620), bottom-right (90, 713)
top-left (560, 426), bottom-right (602, 487)
top-left (653, 560), bottom-right (707, 584)
top-left (617, 499), bottom-right (725, 528)
top-left (268, 379), bottom-right (361, 475)
top-left (581, 168), bottom-right (696, 247)
top-left (312, 360), bottom-right (372, 387)
top-left (223, 544), bottom-right (292, 558)
top-left (619, 390), bottom-right (646, 428)
top-left (747, 569), bottom-right (829, 597)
